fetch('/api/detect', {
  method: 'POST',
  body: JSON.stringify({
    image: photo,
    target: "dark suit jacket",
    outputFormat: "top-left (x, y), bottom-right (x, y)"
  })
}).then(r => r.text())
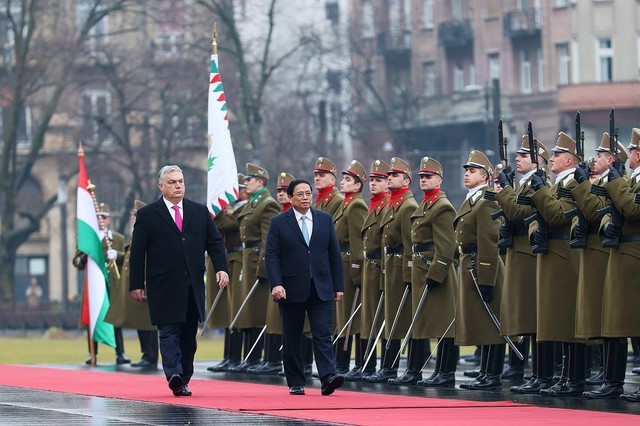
top-left (265, 207), bottom-right (343, 303)
top-left (129, 197), bottom-right (229, 325)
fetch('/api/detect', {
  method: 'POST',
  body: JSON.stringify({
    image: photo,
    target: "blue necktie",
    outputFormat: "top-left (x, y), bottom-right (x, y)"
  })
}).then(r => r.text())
top-left (300, 216), bottom-right (310, 245)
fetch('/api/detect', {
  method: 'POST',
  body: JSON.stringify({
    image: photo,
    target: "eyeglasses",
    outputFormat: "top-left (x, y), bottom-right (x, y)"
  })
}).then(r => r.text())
top-left (294, 191), bottom-right (313, 199)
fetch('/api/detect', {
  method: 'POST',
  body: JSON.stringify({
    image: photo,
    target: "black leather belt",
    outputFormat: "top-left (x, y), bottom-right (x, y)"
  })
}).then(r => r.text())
top-left (412, 243), bottom-right (435, 253)
top-left (227, 245), bottom-right (243, 253)
top-left (459, 244), bottom-right (477, 254)
top-left (243, 240), bottom-right (262, 249)
top-left (340, 244), bottom-right (350, 253)
top-left (548, 232), bottom-right (569, 240)
top-left (620, 234), bottom-right (640, 243)
top-left (365, 250), bottom-right (381, 260)
top-left (383, 245), bottom-right (404, 255)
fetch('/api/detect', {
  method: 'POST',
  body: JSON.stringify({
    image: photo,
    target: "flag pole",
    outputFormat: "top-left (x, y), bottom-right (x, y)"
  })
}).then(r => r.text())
top-left (212, 22), bottom-right (217, 55)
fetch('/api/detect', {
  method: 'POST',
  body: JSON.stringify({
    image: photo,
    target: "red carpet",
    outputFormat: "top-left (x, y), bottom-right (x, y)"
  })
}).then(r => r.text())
top-left (0, 365), bottom-right (637, 425)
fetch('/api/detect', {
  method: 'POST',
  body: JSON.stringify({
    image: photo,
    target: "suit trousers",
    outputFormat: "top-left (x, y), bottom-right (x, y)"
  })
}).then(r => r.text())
top-left (158, 287), bottom-right (199, 383)
top-left (280, 281), bottom-right (335, 387)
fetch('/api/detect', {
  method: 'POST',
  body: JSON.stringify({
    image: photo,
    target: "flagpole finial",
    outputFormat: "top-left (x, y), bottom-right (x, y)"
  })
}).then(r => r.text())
top-left (78, 142), bottom-right (85, 157)
top-left (212, 22), bottom-right (217, 55)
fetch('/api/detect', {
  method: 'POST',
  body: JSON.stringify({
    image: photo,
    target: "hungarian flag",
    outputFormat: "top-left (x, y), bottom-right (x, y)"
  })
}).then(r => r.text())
top-left (207, 51), bottom-right (238, 216)
top-left (77, 145), bottom-right (115, 347)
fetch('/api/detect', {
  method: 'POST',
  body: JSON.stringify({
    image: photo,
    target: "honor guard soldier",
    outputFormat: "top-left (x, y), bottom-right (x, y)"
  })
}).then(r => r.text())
top-left (314, 157), bottom-right (344, 218)
top-left (493, 137), bottom-right (549, 388)
top-left (528, 132), bottom-right (585, 396)
top-left (364, 157), bottom-right (417, 383)
top-left (454, 151), bottom-right (505, 391)
top-left (105, 200), bottom-right (159, 369)
top-left (586, 128), bottom-right (640, 400)
top-left (333, 161), bottom-right (368, 375)
top-left (405, 157), bottom-right (458, 387)
top-left (207, 174), bottom-right (249, 373)
top-left (355, 160), bottom-right (390, 381)
top-left (277, 173), bottom-right (295, 212)
top-left (229, 164), bottom-right (280, 373)
top-left (571, 134), bottom-right (628, 388)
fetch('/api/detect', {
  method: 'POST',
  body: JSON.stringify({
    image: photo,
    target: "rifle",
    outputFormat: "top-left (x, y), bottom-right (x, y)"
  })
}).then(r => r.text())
top-left (520, 121), bottom-right (548, 254)
top-left (563, 112), bottom-right (588, 249)
top-left (488, 119), bottom-right (514, 248)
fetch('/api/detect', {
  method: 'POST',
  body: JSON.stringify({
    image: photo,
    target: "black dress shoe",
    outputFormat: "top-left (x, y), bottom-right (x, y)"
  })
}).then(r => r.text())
top-left (466, 374), bottom-right (503, 390)
top-left (501, 366), bottom-right (524, 380)
top-left (344, 367), bottom-right (375, 382)
top-left (85, 355), bottom-right (95, 365)
top-left (362, 368), bottom-right (397, 383)
top-left (289, 385), bottom-right (305, 395)
top-left (388, 370), bottom-right (422, 385)
top-left (227, 360), bottom-right (262, 373)
top-left (540, 380), bottom-right (584, 397)
top-left (583, 382), bottom-right (625, 399)
top-left (620, 387), bottom-right (640, 402)
top-left (248, 361), bottom-right (282, 375)
top-left (417, 372), bottom-right (455, 387)
top-left (632, 367), bottom-right (640, 375)
top-left (207, 359), bottom-right (230, 372)
top-left (511, 377), bottom-right (553, 394)
top-left (173, 384), bottom-right (192, 397)
top-left (116, 355), bottom-right (131, 365)
top-left (321, 375), bottom-right (344, 396)
top-left (334, 366), bottom-right (350, 375)
top-left (168, 374), bottom-right (184, 395)
top-left (463, 366), bottom-right (481, 378)
top-left (585, 370), bottom-right (604, 385)
top-left (131, 359), bottom-right (157, 369)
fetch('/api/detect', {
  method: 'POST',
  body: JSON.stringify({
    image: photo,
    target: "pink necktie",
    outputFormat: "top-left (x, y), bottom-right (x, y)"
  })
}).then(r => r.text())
top-left (172, 205), bottom-right (183, 232)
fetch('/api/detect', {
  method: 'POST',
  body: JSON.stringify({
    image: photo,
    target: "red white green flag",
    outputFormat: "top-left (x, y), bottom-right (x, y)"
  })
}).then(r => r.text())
top-left (77, 145), bottom-right (115, 347)
top-left (207, 52), bottom-right (238, 216)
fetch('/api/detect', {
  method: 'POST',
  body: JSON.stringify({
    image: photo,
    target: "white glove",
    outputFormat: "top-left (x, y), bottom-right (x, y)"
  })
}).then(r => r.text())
top-left (107, 249), bottom-right (117, 261)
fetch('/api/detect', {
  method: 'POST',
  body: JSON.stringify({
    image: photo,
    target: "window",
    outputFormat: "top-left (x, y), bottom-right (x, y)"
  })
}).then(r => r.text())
top-left (554, 0), bottom-right (567, 7)
top-left (423, 62), bottom-right (436, 96)
top-left (0, 106), bottom-right (31, 147)
top-left (423, 0), bottom-right (434, 29)
top-left (453, 64), bottom-right (464, 91)
top-left (390, 0), bottom-right (401, 34)
top-left (76, 0), bottom-right (109, 53)
top-left (165, 89), bottom-right (199, 144)
top-left (596, 37), bottom-right (613, 82)
top-left (452, 0), bottom-right (462, 20)
top-left (362, 0), bottom-right (374, 38)
top-left (156, 0), bottom-right (186, 58)
top-left (557, 43), bottom-right (570, 84)
top-left (489, 54), bottom-right (500, 80)
top-left (403, 0), bottom-right (411, 29)
top-left (469, 63), bottom-right (477, 86)
top-left (537, 47), bottom-right (544, 90)
top-left (520, 50), bottom-right (532, 93)
top-left (0, 3), bottom-right (24, 63)
top-left (81, 87), bottom-right (111, 144)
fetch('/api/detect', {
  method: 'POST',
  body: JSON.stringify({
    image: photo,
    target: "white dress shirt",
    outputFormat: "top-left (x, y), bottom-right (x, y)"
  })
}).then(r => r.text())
top-left (293, 209), bottom-right (313, 239)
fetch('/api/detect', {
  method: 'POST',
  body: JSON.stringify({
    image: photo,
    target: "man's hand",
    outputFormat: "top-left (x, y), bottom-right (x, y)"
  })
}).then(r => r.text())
top-left (608, 164), bottom-right (623, 182)
top-left (334, 292), bottom-right (344, 301)
top-left (130, 289), bottom-right (146, 302)
top-left (272, 285), bottom-right (286, 301)
top-left (603, 221), bottom-right (621, 239)
top-left (532, 229), bottom-right (546, 246)
top-left (499, 224), bottom-right (511, 241)
top-left (106, 249), bottom-right (117, 261)
top-left (574, 165), bottom-right (589, 184)
top-left (498, 168), bottom-right (515, 189)
top-left (478, 285), bottom-right (493, 303)
top-left (216, 271), bottom-right (229, 288)
top-left (530, 170), bottom-right (545, 191)
top-left (573, 221), bottom-right (587, 241)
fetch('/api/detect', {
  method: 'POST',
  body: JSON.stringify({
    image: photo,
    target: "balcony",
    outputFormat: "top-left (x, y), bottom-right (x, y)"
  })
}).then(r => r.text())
top-left (376, 30), bottom-right (411, 63)
top-left (504, 8), bottom-right (542, 38)
top-left (557, 82), bottom-right (640, 112)
top-left (438, 19), bottom-right (473, 49)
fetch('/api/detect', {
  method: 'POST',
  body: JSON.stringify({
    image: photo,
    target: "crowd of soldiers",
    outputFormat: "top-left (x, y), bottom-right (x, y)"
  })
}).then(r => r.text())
top-left (206, 126), bottom-right (640, 402)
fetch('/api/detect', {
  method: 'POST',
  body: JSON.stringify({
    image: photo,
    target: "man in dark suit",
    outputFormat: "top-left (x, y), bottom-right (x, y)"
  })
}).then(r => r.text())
top-left (265, 179), bottom-right (345, 396)
top-left (129, 165), bottom-right (229, 397)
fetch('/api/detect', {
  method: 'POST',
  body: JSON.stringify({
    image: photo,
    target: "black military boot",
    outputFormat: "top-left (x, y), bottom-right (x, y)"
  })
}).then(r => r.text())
top-left (334, 336), bottom-right (352, 375)
top-left (512, 340), bottom-right (554, 394)
top-left (541, 342), bottom-right (585, 397)
top-left (460, 345), bottom-right (489, 389)
top-left (208, 328), bottom-right (231, 372)
top-left (389, 339), bottom-right (427, 385)
top-left (346, 335), bottom-right (373, 381)
top-left (228, 328), bottom-right (264, 372)
top-left (115, 328), bottom-right (131, 364)
top-left (418, 338), bottom-right (457, 387)
top-left (502, 336), bottom-right (529, 380)
top-left (364, 339), bottom-right (398, 383)
top-left (584, 338), bottom-right (627, 399)
top-left (585, 343), bottom-right (604, 385)
top-left (223, 329), bottom-right (243, 371)
top-left (249, 333), bottom-right (283, 374)
top-left (467, 344), bottom-right (505, 390)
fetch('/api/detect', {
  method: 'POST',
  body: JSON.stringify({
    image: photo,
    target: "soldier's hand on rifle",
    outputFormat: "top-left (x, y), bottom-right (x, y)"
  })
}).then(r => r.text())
top-left (498, 168), bottom-right (515, 189)
top-left (426, 278), bottom-right (441, 290)
top-left (499, 224), bottom-right (511, 241)
top-left (574, 165), bottom-right (589, 184)
top-left (530, 171), bottom-right (545, 191)
top-left (107, 249), bottom-right (117, 261)
top-left (573, 221), bottom-right (587, 241)
top-left (478, 285), bottom-right (493, 303)
top-left (603, 221), bottom-right (621, 239)
top-left (532, 229), bottom-right (546, 246)
top-left (608, 164), bottom-right (623, 182)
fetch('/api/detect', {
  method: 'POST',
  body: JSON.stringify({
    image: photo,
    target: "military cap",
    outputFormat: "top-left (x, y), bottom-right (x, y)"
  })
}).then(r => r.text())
top-left (314, 157), bottom-right (337, 176)
top-left (418, 156), bottom-right (443, 178)
top-left (97, 203), bottom-right (110, 217)
top-left (388, 157), bottom-right (412, 180)
top-left (627, 128), bottom-right (640, 150)
top-left (595, 132), bottom-right (629, 163)
top-left (517, 135), bottom-right (550, 163)
top-left (244, 163), bottom-right (269, 181)
top-left (132, 199), bottom-right (146, 214)
top-left (463, 150), bottom-right (492, 175)
top-left (369, 160), bottom-right (390, 178)
top-left (550, 132), bottom-right (579, 157)
top-left (238, 173), bottom-right (247, 189)
top-left (342, 160), bottom-right (367, 183)
top-left (276, 172), bottom-right (295, 189)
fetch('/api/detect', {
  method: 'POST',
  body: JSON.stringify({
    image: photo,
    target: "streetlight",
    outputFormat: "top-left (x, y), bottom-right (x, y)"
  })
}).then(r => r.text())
top-left (57, 175), bottom-right (69, 312)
